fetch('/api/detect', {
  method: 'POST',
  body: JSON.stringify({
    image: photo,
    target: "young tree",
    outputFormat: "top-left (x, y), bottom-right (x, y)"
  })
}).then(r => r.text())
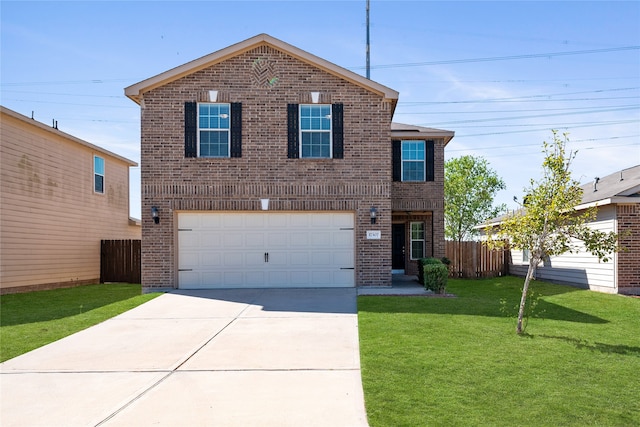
top-left (486, 131), bottom-right (619, 334)
top-left (445, 155), bottom-right (506, 242)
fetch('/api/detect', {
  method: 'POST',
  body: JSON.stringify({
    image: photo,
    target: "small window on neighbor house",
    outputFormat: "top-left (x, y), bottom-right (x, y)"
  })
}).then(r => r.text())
top-left (94, 155), bottom-right (104, 194)
top-left (198, 103), bottom-right (230, 157)
top-left (300, 104), bottom-right (331, 158)
top-left (410, 222), bottom-right (425, 260)
top-left (402, 141), bottom-right (426, 181)
top-left (523, 249), bottom-right (530, 263)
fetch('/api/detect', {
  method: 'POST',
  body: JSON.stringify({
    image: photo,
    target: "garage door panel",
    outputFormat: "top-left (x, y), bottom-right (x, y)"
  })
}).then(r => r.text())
top-left (223, 252), bottom-right (244, 267)
top-left (178, 212), bottom-right (354, 288)
top-left (290, 252), bottom-right (309, 266)
top-left (201, 252), bottom-right (221, 266)
top-left (333, 232), bottom-right (353, 247)
top-left (244, 233), bottom-right (265, 247)
top-left (266, 233), bottom-right (288, 247)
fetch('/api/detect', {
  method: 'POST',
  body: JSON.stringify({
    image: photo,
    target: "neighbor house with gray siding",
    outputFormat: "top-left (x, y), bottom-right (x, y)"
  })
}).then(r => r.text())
top-left (485, 165), bottom-right (639, 295)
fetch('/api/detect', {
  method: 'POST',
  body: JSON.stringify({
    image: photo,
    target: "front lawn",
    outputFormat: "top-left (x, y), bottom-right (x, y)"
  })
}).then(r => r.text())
top-left (358, 276), bottom-right (640, 427)
top-left (0, 284), bottom-right (159, 362)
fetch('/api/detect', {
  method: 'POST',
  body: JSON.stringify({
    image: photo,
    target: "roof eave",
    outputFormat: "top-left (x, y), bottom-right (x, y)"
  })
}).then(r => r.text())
top-left (125, 34), bottom-right (399, 105)
top-left (1, 106), bottom-right (138, 167)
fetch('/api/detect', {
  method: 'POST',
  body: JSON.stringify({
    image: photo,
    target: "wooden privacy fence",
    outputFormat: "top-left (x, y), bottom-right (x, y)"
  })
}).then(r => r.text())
top-left (100, 240), bottom-right (141, 284)
top-left (445, 240), bottom-right (509, 279)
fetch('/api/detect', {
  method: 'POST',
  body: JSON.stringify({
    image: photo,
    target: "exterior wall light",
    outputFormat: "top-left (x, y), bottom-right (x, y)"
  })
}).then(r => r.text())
top-left (370, 206), bottom-right (378, 224)
top-left (151, 206), bottom-right (160, 224)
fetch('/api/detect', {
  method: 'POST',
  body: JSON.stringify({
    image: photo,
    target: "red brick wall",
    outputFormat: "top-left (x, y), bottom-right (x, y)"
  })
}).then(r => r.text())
top-left (617, 203), bottom-right (640, 295)
top-left (140, 45), bottom-right (395, 289)
top-left (391, 138), bottom-right (446, 260)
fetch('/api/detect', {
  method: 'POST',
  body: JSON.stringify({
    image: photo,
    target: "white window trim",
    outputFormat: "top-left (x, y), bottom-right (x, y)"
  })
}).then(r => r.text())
top-left (299, 104), bottom-right (332, 159)
top-left (197, 102), bottom-right (231, 158)
top-left (523, 249), bottom-right (530, 263)
top-left (401, 140), bottom-right (426, 182)
top-left (410, 221), bottom-right (425, 260)
top-left (93, 155), bottom-right (104, 194)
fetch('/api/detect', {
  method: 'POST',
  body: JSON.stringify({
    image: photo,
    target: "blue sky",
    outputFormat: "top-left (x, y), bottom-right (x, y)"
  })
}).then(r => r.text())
top-left (2, 0), bottom-right (639, 219)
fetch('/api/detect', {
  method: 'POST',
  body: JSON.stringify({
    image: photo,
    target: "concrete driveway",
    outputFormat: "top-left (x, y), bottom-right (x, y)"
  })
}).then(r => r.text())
top-left (0, 288), bottom-right (368, 427)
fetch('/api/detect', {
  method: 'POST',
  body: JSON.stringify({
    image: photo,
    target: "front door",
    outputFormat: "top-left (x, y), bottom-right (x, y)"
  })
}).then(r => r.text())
top-left (392, 223), bottom-right (406, 270)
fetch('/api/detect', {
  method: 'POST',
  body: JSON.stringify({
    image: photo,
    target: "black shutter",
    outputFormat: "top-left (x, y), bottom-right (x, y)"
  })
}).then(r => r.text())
top-left (184, 102), bottom-right (197, 158)
top-left (426, 140), bottom-right (435, 181)
top-left (230, 102), bottom-right (242, 158)
top-left (392, 140), bottom-right (401, 181)
top-left (287, 104), bottom-right (299, 159)
top-left (332, 103), bottom-right (344, 159)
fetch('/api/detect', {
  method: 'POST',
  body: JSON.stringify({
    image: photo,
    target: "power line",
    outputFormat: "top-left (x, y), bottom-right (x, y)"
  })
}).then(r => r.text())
top-left (349, 45), bottom-right (640, 70)
top-left (423, 106), bottom-right (639, 126)
top-left (399, 87), bottom-right (640, 106)
top-left (447, 135), bottom-right (640, 152)
top-left (444, 120), bottom-right (639, 137)
top-left (0, 78), bottom-right (137, 87)
top-left (394, 104), bottom-right (640, 115)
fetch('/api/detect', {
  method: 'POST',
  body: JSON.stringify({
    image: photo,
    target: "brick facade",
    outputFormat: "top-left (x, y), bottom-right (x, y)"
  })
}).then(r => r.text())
top-left (130, 36), bottom-right (450, 290)
top-left (617, 203), bottom-right (640, 295)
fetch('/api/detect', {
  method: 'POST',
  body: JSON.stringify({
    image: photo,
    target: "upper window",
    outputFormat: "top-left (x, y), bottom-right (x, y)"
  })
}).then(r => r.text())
top-left (410, 222), bottom-right (425, 260)
top-left (198, 103), bottom-right (230, 157)
top-left (300, 104), bottom-right (331, 158)
top-left (94, 155), bottom-right (105, 194)
top-left (402, 141), bottom-right (425, 181)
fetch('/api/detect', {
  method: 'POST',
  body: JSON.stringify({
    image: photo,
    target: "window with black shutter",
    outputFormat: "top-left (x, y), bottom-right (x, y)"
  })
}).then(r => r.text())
top-left (287, 104), bottom-right (300, 158)
top-left (425, 140), bottom-right (435, 181)
top-left (332, 103), bottom-right (344, 159)
top-left (230, 103), bottom-right (242, 158)
top-left (185, 102), bottom-right (242, 158)
top-left (184, 102), bottom-right (197, 158)
top-left (392, 140), bottom-right (401, 181)
top-left (289, 103), bottom-right (344, 159)
top-left (394, 139), bottom-right (435, 182)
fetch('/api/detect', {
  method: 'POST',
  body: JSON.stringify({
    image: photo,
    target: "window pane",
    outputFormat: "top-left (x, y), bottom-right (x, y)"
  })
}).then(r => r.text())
top-left (412, 241), bottom-right (424, 259)
top-left (402, 141), bottom-right (425, 161)
top-left (411, 223), bottom-right (424, 239)
top-left (300, 104), bottom-right (331, 158)
top-left (301, 131), bottom-right (330, 158)
top-left (198, 103), bottom-right (230, 130)
top-left (200, 130), bottom-right (229, 157)
top-left (94, 156), bottom-right (105, 175)
top-left (403, 161), bottom-right (425, 181)
top-left (94, 175), bottom-right (104, 193)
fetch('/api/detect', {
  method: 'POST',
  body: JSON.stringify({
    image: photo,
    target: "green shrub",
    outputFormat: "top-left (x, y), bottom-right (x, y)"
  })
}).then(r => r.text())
top-left (423, 262), bottom-right (448, 294)
top-left (418, 257), bottom-right (445, 285)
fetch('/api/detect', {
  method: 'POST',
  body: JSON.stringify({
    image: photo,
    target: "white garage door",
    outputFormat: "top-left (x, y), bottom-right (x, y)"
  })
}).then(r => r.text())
top-left (178, 212), bottom-right (355, 288)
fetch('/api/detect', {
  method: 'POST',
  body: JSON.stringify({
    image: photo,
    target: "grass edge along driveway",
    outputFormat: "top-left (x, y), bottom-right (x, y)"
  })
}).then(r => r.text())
top-left (358, 276), bottom-right (640, 427)
top-left (1, 284), bottom-right (159, 362)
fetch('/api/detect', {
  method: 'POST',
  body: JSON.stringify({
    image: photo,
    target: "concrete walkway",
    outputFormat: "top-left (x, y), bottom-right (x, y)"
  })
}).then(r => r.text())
top-left (0, 288), bottom-right (368, 427)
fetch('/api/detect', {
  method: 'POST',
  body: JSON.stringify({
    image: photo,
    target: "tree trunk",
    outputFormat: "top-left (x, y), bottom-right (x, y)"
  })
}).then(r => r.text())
top-left (516, 260), bottom-right (537, 334)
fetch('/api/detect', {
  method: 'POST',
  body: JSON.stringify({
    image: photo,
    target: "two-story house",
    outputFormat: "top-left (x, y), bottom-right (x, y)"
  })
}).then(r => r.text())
top-left (125, 34), bottom-right (453, 291)
top-left (0, 106), bottom-right (140, 294)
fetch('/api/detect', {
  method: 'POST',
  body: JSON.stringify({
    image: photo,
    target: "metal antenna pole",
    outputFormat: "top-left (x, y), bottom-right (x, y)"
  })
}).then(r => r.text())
top-left (366, 0), bottom-right (370, 79)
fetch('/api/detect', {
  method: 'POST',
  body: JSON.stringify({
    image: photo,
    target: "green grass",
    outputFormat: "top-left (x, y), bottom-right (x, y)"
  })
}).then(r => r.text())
top-left (0, 284), bottom-right (159, 362)
top-left (358, 276), bottom-right (640, 427)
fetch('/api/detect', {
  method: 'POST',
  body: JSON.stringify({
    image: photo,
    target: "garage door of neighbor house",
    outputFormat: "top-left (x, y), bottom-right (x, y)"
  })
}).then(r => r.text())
top-left (177, 212), bottom-right (355, 288)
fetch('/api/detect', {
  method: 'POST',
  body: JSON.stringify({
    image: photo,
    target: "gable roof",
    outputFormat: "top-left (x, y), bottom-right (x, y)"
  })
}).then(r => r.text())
top-left (391, 122), bottom-right (455, 146)
top-left (577, 164), bottom-right (640, 207)
top-left (0, 106), bottom-right (137, 167)
top-left (480, 164), bottom-right (640, 228)
top-left (125, 33), bottom-right (399, 110)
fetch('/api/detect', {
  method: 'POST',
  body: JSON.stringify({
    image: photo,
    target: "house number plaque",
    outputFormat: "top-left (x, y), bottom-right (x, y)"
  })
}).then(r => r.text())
top-left (366, 230), bottom-right (381, 240)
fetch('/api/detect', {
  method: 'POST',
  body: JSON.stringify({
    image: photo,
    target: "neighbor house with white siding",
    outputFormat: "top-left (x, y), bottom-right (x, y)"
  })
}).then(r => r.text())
top-left (484, 165), bottom-right (639, 295)
top-left (0, 106), bottom-right (140, 294)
